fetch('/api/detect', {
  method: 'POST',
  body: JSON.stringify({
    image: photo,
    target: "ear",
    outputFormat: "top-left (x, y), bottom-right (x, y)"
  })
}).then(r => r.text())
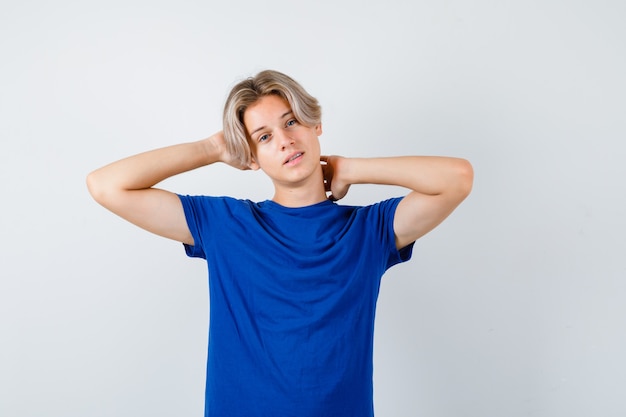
top-left (315, 123), bottom-right (323, 136)
top-left (248, 156), bottom-right (260, 171)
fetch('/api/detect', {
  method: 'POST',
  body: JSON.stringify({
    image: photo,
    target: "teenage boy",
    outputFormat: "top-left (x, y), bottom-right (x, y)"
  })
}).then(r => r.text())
top-left (87, 70), bottom-right (473, 417)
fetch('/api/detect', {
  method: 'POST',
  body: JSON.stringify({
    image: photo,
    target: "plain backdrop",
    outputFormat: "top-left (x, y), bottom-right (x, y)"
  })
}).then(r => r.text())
top-left (1, 0), bottom-right (625, 416)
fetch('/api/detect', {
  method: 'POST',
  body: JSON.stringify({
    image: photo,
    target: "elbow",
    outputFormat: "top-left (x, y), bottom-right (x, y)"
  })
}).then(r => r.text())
top-left (454, 158), bottom-right (474, 200)
top-left (86, 170), bottom-right (110, 206)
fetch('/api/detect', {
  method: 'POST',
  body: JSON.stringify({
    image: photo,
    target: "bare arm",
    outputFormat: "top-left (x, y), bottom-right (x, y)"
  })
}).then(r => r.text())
top-left (86, 132), bottom-right (240, 245)
top-left (322, 156), bottom-right (473, 249)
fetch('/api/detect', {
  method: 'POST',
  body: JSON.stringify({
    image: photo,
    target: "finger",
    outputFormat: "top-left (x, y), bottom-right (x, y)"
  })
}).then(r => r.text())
top-left (322, 175), bottom-right (332, 192)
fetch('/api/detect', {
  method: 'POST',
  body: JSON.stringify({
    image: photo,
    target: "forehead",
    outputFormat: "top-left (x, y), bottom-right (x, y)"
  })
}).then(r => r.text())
top-left (243, 95), bottom-right (291, 132)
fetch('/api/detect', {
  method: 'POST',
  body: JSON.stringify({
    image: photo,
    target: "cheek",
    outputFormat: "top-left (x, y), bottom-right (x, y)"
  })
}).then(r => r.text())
top-left (247, 138), bottom-right (263, 156)
top-left (250, 145), bottom-right (272, 167)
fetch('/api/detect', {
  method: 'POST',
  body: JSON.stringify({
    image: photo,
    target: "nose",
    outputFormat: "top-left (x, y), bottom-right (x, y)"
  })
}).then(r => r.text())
top-left (277, 128), bottom-right (295, 150)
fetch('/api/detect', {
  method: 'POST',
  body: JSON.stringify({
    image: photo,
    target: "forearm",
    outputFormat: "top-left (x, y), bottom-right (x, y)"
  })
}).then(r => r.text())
top-left (87, 136), bottom-right (219, 197)
top-left (339, 156), bottom-right (473, 196)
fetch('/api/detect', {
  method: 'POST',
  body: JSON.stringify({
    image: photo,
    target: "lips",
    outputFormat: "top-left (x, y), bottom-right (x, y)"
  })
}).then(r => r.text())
top-left (284, 152), bottom-right (304, 165)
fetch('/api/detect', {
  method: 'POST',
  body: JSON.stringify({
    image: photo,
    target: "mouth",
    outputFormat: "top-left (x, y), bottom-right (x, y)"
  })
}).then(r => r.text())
top-left (284, 152), bottom-right (304, 165)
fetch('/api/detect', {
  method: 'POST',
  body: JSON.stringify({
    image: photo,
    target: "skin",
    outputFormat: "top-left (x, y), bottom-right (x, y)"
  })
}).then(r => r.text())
top-left (86, 94), bottom-right (473, 250)
top-left (244, 95), bottom-right (326, 207)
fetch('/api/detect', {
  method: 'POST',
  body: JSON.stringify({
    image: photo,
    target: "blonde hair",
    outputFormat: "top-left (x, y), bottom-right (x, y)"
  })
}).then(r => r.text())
top-left (223, 70), bottom-right (322, 167)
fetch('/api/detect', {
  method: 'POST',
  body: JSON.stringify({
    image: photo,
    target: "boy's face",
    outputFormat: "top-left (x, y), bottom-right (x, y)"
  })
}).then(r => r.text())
top-left (244, 94), bottom-right (323, 188)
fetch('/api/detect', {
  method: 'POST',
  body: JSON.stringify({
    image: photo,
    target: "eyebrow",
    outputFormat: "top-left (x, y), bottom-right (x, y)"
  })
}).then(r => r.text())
top-left (249, 110), bottom-right (294, 137)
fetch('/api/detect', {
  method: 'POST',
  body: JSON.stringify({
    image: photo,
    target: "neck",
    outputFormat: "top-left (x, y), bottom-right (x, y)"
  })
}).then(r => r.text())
top-left (271, 171), bottom-right (328, 208)
top-left (272, 187), bottom-right (327, 208)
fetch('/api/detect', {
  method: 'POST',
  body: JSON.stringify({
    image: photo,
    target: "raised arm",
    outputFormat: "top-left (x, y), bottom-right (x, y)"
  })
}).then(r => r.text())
top-left (86, 131), bottom-right (241, 245)
top-left (322, 156), bottom-right (473, 249)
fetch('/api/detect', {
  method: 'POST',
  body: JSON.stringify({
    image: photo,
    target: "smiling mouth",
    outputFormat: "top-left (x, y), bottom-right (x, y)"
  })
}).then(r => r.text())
top-left (284, 152), bottom-right (303, 164)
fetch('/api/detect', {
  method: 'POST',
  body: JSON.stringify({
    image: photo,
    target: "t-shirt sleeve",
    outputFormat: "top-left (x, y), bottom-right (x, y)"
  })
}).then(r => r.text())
top-left (375, 197), bottom-right (415, 269)
top-left (177, 194), bottom-right (207, 259)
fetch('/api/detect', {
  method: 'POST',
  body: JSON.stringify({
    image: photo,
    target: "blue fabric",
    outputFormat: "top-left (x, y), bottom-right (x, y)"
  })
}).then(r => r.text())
top-left (178, 196), bottom-right (414, 417)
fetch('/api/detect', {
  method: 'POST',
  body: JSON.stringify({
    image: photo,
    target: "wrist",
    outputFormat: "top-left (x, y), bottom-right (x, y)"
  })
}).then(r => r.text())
top-left (200, 133), bottom-right (226, 165)
top-left (335, 156), bottom-right (360, 185)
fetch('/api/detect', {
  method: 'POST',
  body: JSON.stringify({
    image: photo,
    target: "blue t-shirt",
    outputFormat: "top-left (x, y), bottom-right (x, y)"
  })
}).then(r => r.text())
top-left (178, 196), bottom-right (414, 417)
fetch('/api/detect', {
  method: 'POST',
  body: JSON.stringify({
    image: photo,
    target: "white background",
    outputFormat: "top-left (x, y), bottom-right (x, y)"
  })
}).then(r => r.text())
top-left (1, 0), bottom-right (625, 416)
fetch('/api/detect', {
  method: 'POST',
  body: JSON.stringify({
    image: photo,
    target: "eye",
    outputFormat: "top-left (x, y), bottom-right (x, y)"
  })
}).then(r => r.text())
top-left (286, 119), bottom-right (297, 127)
top-left (258, 133), bottom-right (270, 142)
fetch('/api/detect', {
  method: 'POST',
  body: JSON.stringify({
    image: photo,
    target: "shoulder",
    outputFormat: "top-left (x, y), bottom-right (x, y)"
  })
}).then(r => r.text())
top-left (331, 197), bottom-right (405, 235)
top-left (178, 195), bottom-right (259, 219)
top-left (178, 194), bottom-right (254, 208)
top-left (351, 197), bottom-right (405, 218)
